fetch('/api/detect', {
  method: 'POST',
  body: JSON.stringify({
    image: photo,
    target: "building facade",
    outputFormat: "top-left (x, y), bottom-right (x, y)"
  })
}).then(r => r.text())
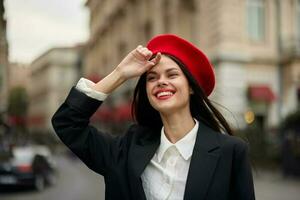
top-left (0, 0), bottom-right (8, 112)
top-left (28, 46), bottom-right (83, 134)
top-left (84, 0), bottom-right (300, 132)
top-left (7, 63), bottom-right (30, 90)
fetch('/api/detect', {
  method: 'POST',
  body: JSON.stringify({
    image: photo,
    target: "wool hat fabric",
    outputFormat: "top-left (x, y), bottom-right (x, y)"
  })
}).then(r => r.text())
top-left (146, 34), bottom-right (215, 96)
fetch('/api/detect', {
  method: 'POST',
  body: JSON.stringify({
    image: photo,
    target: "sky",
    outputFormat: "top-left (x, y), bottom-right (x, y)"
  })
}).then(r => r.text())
top-left (4, 0), bottom-right (89, 64)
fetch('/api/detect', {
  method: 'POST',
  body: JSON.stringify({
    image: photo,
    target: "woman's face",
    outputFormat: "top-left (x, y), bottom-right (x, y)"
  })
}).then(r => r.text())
top-left (145, 55), bottom-right (192, 115)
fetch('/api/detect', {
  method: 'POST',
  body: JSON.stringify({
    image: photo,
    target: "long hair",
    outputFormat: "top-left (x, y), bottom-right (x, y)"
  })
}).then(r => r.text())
top-left (132, 54), bottom-right (234, 135)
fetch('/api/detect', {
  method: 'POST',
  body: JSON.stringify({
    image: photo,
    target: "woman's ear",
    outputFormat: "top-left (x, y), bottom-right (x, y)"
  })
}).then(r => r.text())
top-left (189, 88), bottom-right (194, 95)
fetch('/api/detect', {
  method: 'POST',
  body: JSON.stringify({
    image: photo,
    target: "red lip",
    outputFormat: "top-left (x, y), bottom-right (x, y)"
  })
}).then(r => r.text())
top-left (153, 89), bottom-right (176, 96)
top-left (154, 89), bottom-right (175, 100)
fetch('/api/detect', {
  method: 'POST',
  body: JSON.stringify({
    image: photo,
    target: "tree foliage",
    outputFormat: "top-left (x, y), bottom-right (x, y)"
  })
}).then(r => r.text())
top-left (7, 86), bottom-right (28, 117)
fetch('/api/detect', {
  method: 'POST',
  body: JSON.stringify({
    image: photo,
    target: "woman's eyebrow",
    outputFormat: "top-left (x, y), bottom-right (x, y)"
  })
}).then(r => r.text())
top-left (166, 68), bottom-right (179, 73)
top-left (147, 68), bottom-right (179, 75)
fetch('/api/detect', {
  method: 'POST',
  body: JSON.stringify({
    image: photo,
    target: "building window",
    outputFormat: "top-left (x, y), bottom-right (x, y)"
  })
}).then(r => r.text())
top-left (144, 21), bottom-right (152, 40)
top-left (118, 42), bottom-right (127, 60)
top-left (179, 0), bottom-right (196, 40)
top-left (247, 0), bottom-right (265, 41)
top-left (163, 0), bottom-right (171, 32)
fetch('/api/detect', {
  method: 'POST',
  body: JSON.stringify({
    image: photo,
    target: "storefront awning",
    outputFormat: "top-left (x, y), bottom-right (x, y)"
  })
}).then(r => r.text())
top-left (91, 106), bottom-right (113, 122)
top-left (91, 103), bottom-right (133, 123)
top-left (248, 85), bottom-right (276, 102)
top-left (113, 103), bottom-right (132, 122)
top-left (86, 74), bottom-right (102, 83)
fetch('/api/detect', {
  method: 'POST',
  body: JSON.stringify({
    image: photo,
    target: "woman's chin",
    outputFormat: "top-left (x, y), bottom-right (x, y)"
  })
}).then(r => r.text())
top-left (153, 104), bottom-right (178, 115)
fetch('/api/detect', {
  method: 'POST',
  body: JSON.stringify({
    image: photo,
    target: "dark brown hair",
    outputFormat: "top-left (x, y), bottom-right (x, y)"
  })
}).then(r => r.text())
top-left (132, 54), bottom-right (233, 135)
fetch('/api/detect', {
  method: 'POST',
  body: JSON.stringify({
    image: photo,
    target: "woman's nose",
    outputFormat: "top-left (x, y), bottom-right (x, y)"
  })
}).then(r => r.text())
top-left (157, 77), bottom-right (168, 87)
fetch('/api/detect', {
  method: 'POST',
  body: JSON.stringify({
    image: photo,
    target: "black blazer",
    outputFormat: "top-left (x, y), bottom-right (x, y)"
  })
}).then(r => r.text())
top-left (51, 87), bottom-right (255, 200)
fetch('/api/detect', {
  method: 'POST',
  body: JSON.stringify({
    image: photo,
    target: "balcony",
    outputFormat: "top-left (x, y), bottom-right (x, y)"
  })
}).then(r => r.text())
top-left (280, 36), bottom-right (300, 61)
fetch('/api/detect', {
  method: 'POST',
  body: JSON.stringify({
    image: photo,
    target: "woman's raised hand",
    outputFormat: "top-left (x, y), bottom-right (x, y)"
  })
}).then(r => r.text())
top-left (115, 45), bottom-right (161, 80)
top-left (90, 46), bottom-right (161, 94)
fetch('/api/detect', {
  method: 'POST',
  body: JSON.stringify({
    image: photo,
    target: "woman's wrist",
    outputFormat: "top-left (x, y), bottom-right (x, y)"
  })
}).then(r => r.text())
top-left (90, 68), bottom-right (126, 94)
top-left (113, 67), bottom-right (127, 82)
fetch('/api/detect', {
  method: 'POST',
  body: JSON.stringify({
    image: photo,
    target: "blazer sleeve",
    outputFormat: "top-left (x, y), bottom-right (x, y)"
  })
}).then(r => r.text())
top-left (51, 87), bottom-right (133, 176)
top-left (230, 141), bottom-right (256, 200)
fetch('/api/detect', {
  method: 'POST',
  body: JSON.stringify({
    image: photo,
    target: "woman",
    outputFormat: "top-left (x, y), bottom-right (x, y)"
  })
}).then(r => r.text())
top-left (52, 34), bottom-right (255, 200)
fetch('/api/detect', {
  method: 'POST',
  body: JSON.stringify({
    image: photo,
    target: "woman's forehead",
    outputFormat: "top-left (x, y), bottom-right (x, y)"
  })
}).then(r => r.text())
top-left (147, 55), bottom-right (181, 73)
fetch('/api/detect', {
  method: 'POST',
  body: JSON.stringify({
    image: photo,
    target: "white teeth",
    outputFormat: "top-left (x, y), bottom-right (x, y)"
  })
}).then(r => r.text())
top-left (157, 91), bottom-right (173, 98)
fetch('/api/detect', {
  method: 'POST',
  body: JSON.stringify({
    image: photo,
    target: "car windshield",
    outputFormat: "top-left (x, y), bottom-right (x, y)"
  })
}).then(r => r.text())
top-left (12, 148), bottom-right (34, 165)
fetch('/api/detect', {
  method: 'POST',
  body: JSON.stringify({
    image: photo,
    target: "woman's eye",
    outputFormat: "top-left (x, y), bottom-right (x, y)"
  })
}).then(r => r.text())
top-left (146, 76), bottom-right (155, 81)
top-left (169, 74), bottom-right (178, 78)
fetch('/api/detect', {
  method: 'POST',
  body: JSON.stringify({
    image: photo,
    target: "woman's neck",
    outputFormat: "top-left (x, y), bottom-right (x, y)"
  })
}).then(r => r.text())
top-left (160, 111), bottom-right (195, 144)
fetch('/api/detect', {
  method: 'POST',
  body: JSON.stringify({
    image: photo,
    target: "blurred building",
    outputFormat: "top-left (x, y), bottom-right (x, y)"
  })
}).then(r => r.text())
top-left (28, 46), bottom-right (83, 134)
top-left (84, 0), bottom-right (300, 132)
top-left (5, 63), bottom-right (30, 133)
top-left (280, 0), bottom-right (300, 115)
top-left (0, 0), bottom-right (8, 112)
top-left (7, 63), bottom-right (30, 89)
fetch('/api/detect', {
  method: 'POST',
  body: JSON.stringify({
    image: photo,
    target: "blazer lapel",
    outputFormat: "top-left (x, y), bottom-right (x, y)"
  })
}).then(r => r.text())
top-left (184, 121), bottom-right (221, 200)
top-left (128, 126), bottom-right (160, 200)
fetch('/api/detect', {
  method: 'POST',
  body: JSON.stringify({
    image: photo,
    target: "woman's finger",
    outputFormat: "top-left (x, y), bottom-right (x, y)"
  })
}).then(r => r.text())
top-left (144, 53), bottom-right (161, 71)
top-left (150, 52), bottom-right (161, 65)
top-left (134, 48), bottom-right (147, 60)
top-left (137, 47), bottom-right (152, 60)
top-left (144, 50), bottom-right (153, 60)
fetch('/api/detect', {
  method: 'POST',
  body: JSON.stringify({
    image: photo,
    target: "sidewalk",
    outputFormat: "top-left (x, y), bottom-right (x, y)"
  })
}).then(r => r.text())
top-left (253, 168), bottom-right (300, 200)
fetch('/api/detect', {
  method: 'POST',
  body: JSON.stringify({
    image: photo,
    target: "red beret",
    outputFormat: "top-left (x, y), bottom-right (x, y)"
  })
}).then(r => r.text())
top-left (146, 34), bottom-right (215, 96)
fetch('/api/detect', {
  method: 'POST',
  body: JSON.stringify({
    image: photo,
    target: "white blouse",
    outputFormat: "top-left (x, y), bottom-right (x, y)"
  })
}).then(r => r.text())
top-left (141, 120), bottom-right (198, 200)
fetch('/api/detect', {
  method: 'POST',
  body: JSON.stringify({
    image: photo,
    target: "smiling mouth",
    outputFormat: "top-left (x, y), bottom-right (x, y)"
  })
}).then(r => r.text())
top-left (155, 91), bottom-right (175, 100)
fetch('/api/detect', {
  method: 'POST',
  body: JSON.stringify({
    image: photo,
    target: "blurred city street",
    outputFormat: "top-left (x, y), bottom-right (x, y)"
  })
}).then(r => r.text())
top-left (0, 155), bottom-right (105, 200)
top-left (0, 154), bottom-right (300, 200)
top-left (253, 169), bottom-right (300, 200)
top-left (1, 0), bottom-right (300, 199)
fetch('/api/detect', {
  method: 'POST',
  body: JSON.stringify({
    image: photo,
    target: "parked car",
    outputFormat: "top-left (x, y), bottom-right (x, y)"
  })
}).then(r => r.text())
top-left (0, 145), bottom-right (57, 191)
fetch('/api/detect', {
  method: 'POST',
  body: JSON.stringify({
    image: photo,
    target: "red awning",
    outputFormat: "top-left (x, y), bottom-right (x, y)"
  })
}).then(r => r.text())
top-left (27, 115), bottom-right (45, 126)
top-left (248, 85), bottom-right (276, 102)
top-left (91, 103), bottom-right (133, 123)
top-left (91, 107), bottom-right (113, 122)
top-left (8, 116), bottom-right (27, 126)
top-left (113, 103), bottom-right (132, 122)
top-left (86, 74), bottom-right (102, 83)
